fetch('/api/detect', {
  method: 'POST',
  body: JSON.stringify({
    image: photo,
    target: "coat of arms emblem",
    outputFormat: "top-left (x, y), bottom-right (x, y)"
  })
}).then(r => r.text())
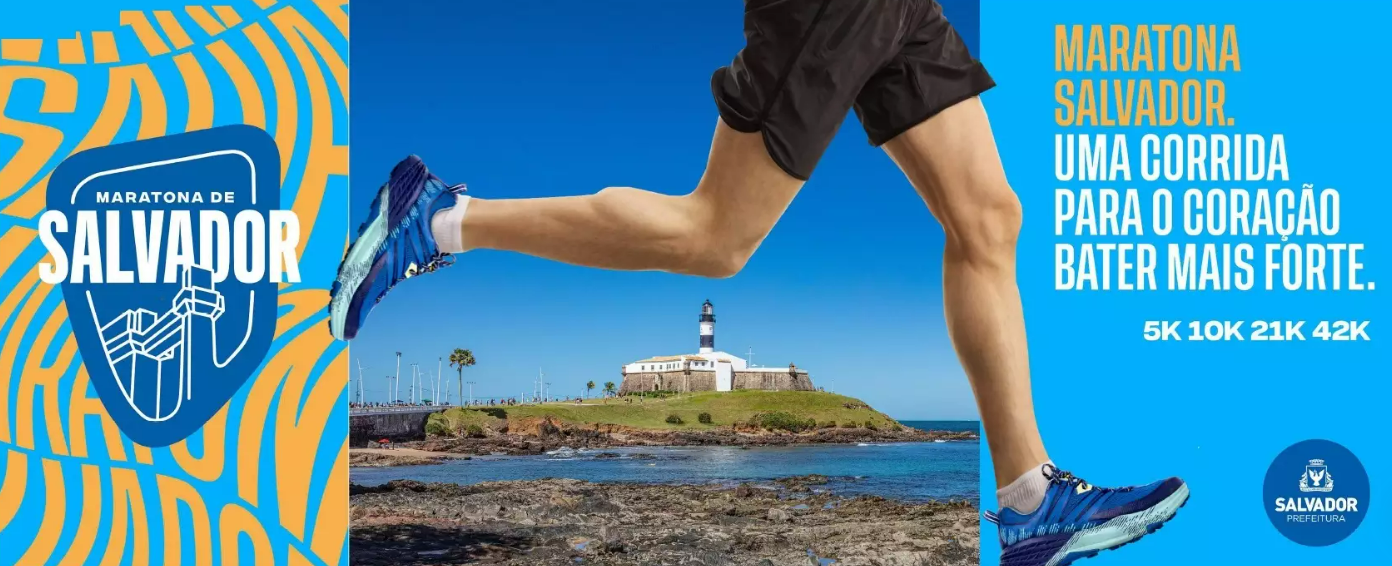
top-left (1299, 459), bottom-right (1333, 493)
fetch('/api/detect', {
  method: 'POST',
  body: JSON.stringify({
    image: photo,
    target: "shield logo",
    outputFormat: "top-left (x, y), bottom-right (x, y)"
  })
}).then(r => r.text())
top-left (1300, 459), bottom-right (1333, 493)
top-left (45, 125), bottom-right (282, 447)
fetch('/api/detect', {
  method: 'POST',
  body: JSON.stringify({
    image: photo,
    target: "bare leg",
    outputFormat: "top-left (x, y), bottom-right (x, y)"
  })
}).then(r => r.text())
top-left (455, 119), bottom-right (803, 278)
top-left (882, 97), bottom-right (1049, 488)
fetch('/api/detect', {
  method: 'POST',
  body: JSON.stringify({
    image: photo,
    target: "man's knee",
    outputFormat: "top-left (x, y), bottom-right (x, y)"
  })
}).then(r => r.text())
top-left (944, 186), bottom-right (1022, 263)
top-left (683, 222), bottom-right (757, 278)
top-left (688, 239), bottom-right (755, 278)
top-left (674, 197), bottom-right (759, 279)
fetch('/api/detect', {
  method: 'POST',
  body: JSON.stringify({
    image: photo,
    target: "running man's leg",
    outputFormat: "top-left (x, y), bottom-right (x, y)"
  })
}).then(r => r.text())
top-left (445, 119), bottom-right (802, 278)
top-left (328, 128), bottom-right (796, 340)
top-left (859, 6), bottom-right (1186, 562)
top-left (843, 2), bottom-right (1044, 491)
top-left (880, 97), bottom-right (1049, 489)
top-left (332, 0), bottom-right (914, 341)
top-left (442, 0), bottom-right (917, 278)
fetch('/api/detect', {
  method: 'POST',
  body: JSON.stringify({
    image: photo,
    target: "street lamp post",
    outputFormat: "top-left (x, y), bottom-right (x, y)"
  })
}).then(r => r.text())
top-left (394, 352), bottom-right (402, 403)
top-left (409, 363), bottom-right (420, 405)
top-left (355, 359), bottom-right (365, 405)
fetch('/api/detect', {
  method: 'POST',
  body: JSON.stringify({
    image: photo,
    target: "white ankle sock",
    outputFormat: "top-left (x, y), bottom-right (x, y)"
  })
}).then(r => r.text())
top-left (997, 460), bottom-right (1053, 514)
top-left (431, 195), bottom-right (472, 254)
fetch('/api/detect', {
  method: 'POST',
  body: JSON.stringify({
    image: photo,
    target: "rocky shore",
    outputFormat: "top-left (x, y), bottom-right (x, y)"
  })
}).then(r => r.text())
top-left (349, 448), bottom-right (472, 468)
top-left (350, 476), bottom-right (979, 566)
top-left (393, 417), bottom-right (978, 457)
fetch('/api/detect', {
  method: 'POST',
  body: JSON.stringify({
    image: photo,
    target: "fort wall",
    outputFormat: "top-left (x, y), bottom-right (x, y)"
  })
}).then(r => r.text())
top-left (618, 368), bottom-right (814, 395)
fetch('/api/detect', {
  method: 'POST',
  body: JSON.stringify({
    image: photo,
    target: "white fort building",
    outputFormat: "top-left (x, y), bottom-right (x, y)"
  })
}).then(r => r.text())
top-left (618, 300), bottom-right (815, 394)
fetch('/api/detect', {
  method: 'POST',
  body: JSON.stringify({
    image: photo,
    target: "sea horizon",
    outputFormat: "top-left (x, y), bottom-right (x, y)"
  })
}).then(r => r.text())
top-left (897, 419), bottom-right (981, 433)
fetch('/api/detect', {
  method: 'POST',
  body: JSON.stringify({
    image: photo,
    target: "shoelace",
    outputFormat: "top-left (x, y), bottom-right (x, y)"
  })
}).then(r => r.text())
top-left (1043, 463), bottom-right (1092, 490)
top-left (1041, 463), bottom-right (1125, 494)
top-left (415, 252), bottom-right (457, 278)
top-left (373, 180), bottom-right (466, 305)
top-left (982, 464), bottom-right (1122, 525)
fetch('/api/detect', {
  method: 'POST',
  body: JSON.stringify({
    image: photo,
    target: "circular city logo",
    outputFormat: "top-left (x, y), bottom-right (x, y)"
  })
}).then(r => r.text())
top-left (1264, 439), bottom-right (1369, 546)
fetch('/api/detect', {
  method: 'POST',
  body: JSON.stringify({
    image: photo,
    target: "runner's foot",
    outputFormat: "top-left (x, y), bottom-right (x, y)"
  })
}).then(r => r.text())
top-left (328, 155), bottom-right (465, 340)
top-left (987, 464), bottom-right (1189, 566)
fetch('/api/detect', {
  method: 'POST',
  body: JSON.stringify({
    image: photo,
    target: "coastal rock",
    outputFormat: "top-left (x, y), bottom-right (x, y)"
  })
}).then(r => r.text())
top-left (775, 474), bottom-right (831, 493)
top-left (399, 420), bottom-right (976, 457)
top-left (351, 478), bottom-right (978, 566)
top-left (766, 508), bottom-right (790, 523)
top-left (348, 449), bottom-right (463, 468)
top-left (509, 416), bottom-right (565, 437)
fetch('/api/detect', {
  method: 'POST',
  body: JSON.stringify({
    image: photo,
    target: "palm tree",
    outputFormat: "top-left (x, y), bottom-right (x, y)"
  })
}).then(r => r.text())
top-left (603, 381), bottom-right (616, 398)
top-left (449, 348), bottom-right (475, 406)
top-left (586, 381), bottom-right (595, 399)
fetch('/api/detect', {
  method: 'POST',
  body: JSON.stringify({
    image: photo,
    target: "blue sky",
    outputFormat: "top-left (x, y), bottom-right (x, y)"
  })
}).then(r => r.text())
top-left (349, 0), bottom-right (982, 420)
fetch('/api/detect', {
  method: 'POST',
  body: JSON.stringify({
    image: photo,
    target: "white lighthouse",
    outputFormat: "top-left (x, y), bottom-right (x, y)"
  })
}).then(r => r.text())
top-left (619, 299), bottom-right (814, 395)
top-left (699, 299), bottom-right (715, 354)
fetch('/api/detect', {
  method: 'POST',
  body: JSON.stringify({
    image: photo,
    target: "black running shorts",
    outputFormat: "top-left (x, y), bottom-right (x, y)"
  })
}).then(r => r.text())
top-left (712, 0), bottom-right (995, 180)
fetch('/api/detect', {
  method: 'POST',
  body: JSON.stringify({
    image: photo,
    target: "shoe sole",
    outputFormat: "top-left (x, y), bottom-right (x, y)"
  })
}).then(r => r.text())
top-left (328, 183), bottom-right (392, 340)
top-left (1047, 483), bottom-right (1190, 566)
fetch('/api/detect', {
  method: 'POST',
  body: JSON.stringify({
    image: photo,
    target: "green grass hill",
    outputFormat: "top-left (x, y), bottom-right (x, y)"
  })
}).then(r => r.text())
top-left (426, 390), bottom-right (904, 436)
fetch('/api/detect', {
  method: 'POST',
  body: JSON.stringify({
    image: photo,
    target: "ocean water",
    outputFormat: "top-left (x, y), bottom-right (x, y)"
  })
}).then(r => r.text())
top-left (351, 420), bottom-right (981, 503)
top-left (899, 420), bottom-right (981, 434)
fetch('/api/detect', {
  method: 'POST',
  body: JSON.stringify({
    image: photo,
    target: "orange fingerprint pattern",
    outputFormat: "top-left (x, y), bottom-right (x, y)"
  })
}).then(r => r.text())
top-left (0, 1), bottom-right (349, 564)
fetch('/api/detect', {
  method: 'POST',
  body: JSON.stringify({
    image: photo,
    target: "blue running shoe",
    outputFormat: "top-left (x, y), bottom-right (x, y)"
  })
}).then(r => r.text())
top-left (986, 464), bottom-right (1189, 566)
top-left (328, 155), bottom-right (465, 341)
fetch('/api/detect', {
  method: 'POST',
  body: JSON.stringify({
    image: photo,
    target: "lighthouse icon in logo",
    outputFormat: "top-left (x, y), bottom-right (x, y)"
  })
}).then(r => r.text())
top-left (1299, 459), bottom-right (1333, 493)
top-left (90, 265), bottom-right (249, 422)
